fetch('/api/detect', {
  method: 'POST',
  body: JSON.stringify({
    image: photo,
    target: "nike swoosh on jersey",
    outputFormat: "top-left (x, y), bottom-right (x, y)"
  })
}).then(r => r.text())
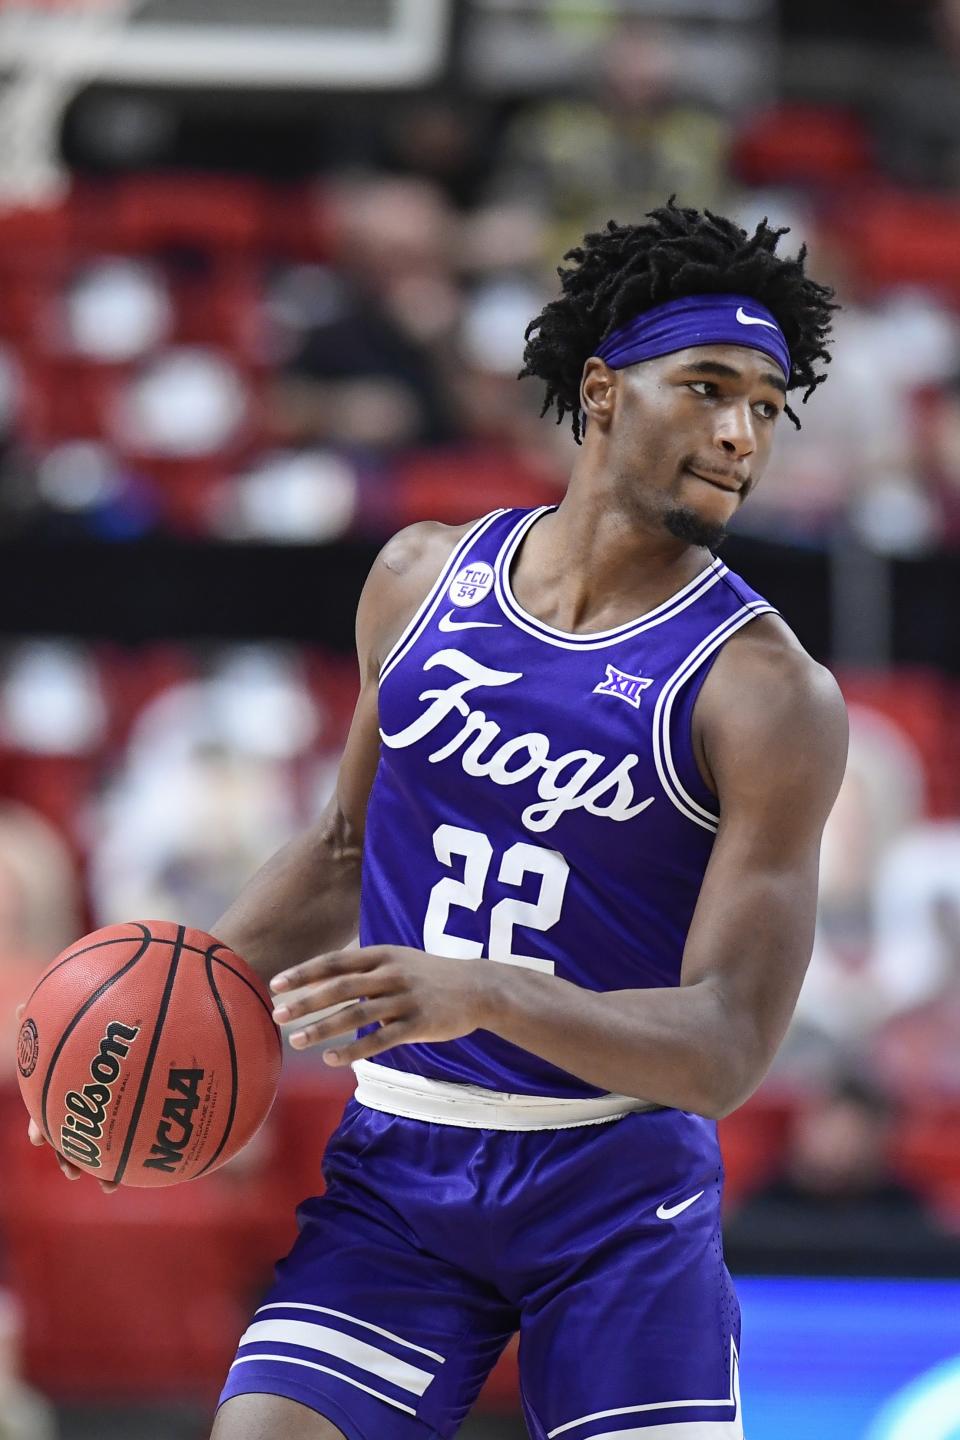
top-left (735, 306), bottom-right (778, 331)
top-left (438, 611), bottom-right (503, 632)
top-left (656, 1190), bottom-right (705, 1220)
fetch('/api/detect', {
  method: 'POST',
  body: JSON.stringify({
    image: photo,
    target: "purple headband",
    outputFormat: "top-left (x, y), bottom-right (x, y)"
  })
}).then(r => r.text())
top-left (596, 293), bottom-right (791, 381)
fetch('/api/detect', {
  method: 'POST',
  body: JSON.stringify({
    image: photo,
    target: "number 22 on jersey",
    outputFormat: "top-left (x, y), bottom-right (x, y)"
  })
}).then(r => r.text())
top-left (423, 823), bottom-right (569, 974)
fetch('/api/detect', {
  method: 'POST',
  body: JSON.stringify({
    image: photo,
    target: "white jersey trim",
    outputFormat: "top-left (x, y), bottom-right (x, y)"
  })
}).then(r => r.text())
top-left (494, 507), bottom-right (728, 651)
top-left (652, 602), bottom-right (778, 833)
top-left (547, 1339), bottom-right (741, 1440)
top-left (379, 509), bottom-right (507, 683)
top-left (353, 1059), bottom-right (659, 1130)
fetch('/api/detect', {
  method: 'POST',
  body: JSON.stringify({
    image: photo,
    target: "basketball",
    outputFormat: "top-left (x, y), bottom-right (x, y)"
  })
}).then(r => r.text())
top-left (15, 920), bottom-right (282, 1188)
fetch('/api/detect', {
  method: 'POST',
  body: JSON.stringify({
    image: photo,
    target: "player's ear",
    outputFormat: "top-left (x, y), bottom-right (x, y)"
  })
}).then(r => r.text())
top-left (580, 358), bottom-right (616, 431)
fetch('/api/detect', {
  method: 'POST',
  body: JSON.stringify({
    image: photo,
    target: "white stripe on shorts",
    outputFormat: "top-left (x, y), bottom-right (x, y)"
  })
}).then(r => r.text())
top-left (236, 1318), bottom-right (434, 1396)
top-left (254, 1302), bottom-right (445, 1362)
top-left (548, 1339), bottom-right (741, 1440)
top-left (229, 1354), bottom-right (417, 1417)
top-left (577, 1423), bottom-right (742, 1440)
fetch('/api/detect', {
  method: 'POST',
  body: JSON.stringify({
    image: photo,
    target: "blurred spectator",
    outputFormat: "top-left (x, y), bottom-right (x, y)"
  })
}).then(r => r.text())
top-left (211, 448), bottom-right (358, 544)
top-left (915, 368), bottom-right (960, 545)
top-left (56, 258), bottom-right (172, 363)
top-left (267, 176), bottom-right (460, 453)
top-left (846, 817), bottom-right (960, 1108)
top-left (0, 1293), bottom-right (57, 1440)
top-left (775, 705), bottom-right (925, 1079)
top-left (0, 802), bottom-right (81, 1081)
top-left (491, 21), bottom-right (732, 256)
top-left (376, 91), bottom-right (504, 209)
top-left (89, 646), bottom-right (321, 931)
top-left (734, 217), bottom-right (960, 546)
top-left (870, 821), bottom-right (960, 1011)
top-left (873, 888), bottom-right (960, 1098)
top-left (874, 0), bottom-right (960, 188)
top-left (0, 641), bottom-right (106, 756)
top-left (723, 1071), bottom-right (959, 1276)
top-left (113, 346), bottom-right (250, 458)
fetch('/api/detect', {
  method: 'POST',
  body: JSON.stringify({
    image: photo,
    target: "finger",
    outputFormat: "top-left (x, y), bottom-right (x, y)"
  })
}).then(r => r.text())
top-left (272, 969), bottom-right (396, 1024)
top-left (27, 1119), bottom-right (46, 1147)
top-left (322, 1019), bottom-right (414, 1067)
top-left (16, 1002), bottom-right (24, 1020)
top-left (270, 947), bottom-right (385, 994)
top-left (58, 1157), bottom-right (83, 1181)
top-left (99, 1180), bottom-right (120, 1195)
top-left (287, 997), bottom-right (403, 1052)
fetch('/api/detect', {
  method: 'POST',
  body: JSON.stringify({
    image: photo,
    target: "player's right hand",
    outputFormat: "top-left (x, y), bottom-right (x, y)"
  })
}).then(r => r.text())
top-left (17, 1004), bottom-right (117, 1193)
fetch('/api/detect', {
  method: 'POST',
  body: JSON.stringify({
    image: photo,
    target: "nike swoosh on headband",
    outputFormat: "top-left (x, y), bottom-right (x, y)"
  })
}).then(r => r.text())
top-left (735, 306), bottom-right (779, 330)
top-left (438, 611), bottom-right (503, 632)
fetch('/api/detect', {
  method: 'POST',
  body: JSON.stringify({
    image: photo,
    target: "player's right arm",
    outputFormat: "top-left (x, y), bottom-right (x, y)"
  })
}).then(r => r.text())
top-left (208, 518), bottom-right (470, 983)
top-left (24, 517), bottom-right (469, 1179)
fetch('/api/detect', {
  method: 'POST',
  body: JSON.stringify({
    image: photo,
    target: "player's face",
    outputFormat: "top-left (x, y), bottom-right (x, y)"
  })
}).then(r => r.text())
top-left (599, 343), bottom-right (787, 547)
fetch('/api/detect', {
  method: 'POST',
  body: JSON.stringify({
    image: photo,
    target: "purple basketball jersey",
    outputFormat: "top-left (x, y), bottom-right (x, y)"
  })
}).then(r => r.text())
top-left (359, 506), bottom-right (776, 1098)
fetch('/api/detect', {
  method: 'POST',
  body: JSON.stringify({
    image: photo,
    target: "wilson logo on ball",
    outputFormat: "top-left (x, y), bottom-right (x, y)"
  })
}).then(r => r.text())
top-left (17, 1018), bottom-right (39, 1079)
top-left (60, 1020), bottom-right (140, 1169)
top-left (143, 1067), bottom-right (205, 1174)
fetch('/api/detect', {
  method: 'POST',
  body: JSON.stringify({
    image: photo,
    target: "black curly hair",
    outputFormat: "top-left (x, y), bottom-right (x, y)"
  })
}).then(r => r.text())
top-left (520, 201), bottom-right (837, 443)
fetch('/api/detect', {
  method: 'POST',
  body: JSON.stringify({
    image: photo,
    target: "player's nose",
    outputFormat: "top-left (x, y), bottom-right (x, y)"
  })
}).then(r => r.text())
top-left (712, 402), bottom-right (756, 460)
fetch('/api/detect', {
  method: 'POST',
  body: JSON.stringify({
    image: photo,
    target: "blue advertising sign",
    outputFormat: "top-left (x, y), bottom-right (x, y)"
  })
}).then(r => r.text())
top-left (739, 1277), bottom-right (960, 1440)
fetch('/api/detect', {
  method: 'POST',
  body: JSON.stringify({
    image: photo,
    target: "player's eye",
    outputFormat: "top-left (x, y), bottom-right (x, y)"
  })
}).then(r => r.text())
top-left (687, 381), bottom-right (718, 397)
top-left (753, 400), bottom-right (781, 421)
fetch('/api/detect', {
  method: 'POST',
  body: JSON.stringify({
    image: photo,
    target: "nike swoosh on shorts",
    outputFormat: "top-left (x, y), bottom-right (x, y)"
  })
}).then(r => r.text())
top-left (735, 306), bottom-right (778, 330)
top-left (656, 1190), bottom-right (705, 1220)
top-left (438, 611), bottom-right (503, 632)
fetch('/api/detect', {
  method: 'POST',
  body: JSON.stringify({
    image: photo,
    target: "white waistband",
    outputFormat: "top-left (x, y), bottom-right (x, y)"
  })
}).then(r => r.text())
top-left (352, 1060), bottom-right (659, 1131)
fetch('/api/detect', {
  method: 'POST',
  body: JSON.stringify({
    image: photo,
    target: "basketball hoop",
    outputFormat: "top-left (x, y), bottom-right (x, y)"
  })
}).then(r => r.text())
top-left (0, 0), bottom-right (138, 202)
top-left (0, 0), bottom-right (451, 202)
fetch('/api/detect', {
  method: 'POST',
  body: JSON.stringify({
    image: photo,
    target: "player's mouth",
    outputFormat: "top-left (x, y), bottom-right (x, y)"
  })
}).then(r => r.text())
top-left (683, 465), bottom-right (744, 495)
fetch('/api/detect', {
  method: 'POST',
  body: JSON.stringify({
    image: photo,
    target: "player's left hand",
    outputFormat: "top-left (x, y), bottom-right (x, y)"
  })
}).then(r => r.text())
top-left (269, 946), bottom-right (493, 1065)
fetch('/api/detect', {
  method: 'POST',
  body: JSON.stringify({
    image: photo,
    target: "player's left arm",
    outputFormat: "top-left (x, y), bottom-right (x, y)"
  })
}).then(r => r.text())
top-left (270, 621), bottom-right (848, 1119)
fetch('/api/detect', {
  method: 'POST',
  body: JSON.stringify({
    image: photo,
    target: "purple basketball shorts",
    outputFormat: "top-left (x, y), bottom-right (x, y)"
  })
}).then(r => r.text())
top-left (217, 1098), bottom-right (742, 1440)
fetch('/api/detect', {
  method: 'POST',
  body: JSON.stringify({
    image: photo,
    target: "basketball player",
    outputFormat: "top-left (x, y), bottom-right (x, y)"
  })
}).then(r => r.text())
top-left (37, 203), bottom-right (850, 1438)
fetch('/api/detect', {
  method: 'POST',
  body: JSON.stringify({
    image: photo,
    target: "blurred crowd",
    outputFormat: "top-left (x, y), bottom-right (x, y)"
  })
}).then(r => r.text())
top-left (3, 9), bottom-right (960, 550)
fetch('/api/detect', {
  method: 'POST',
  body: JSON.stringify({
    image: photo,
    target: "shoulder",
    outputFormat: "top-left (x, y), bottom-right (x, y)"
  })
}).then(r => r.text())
top-left (377, 518), bottom-right (472, 584)
top-left (356, 517), bottom-right (479, 677)
top-left (698, 612), bottom-right (848, 812)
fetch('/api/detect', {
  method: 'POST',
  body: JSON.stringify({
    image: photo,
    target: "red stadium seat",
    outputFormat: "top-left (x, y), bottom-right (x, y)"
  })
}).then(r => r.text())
top-left (261, 1072), bottom-right (355, 1210)
top-left (392, 445), bottom-right (562, 529)
top-left (0, 271), bottom-right (57, 352)
top-left (825, 189), bottom-right (960, 302)
top-left (0, 1082), bottom-right (297, 1402)
top-left (0, 752), bottom-right (102, 849)
top-left (122, 455), bottom-right (230, 537)
top-left (19, 357), bottom-right (129, 444)
top-left (837, 670), bottom-right (956, 815)
top-left (890, 1104), bottom-right (960, 1223)
top-left (0, 201), bottom-right (72, 272)
top-left (477, 1335), bottom-right (519, 1411)
top-left (110, 175), bottom-right (266, 255)
top-left (718, 1094), bottom-right (793, 1208)
top-left (93, 642), bottom-right (197, 749)
top-left (261, 182), bottom-right (336, 263)
top-left (167, 259), bottom-right (264, 359)
top-left (733, 105), bottom-right (875, 188)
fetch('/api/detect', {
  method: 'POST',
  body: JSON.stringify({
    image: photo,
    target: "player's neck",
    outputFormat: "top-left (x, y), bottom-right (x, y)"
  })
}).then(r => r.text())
top-left (512, 485), bottom-right (713, 635)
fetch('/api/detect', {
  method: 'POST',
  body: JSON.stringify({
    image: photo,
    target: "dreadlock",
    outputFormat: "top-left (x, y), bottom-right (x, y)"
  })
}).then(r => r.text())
top-left (520, 200), bottom-right (837, 442)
